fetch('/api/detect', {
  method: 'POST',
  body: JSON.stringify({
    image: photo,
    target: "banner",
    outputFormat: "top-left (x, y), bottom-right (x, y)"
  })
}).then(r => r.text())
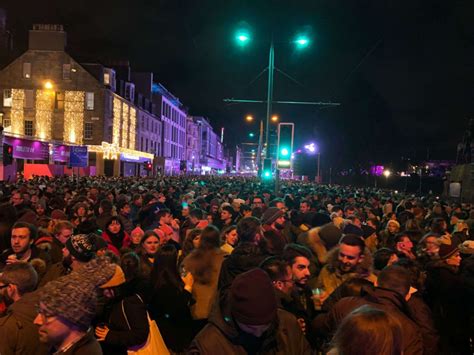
top-left (120, 153), bottom-right (151, 163)
top-left (52, 144), bottom-right (69, 163)
top-left (3, 136), bottom-right (49, 160)
top-left (69, 146), bottom-right (88, 167)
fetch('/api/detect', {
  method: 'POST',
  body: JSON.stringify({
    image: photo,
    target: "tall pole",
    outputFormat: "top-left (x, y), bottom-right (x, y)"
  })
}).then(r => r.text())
top-left (265, 40), bottom-right (275, 159)
top-left (317, 153), bottom-right (321, 183)
top-left (256, 120), bottom-right (264, 169)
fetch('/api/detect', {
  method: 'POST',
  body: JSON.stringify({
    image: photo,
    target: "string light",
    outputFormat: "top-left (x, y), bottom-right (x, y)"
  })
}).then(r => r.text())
top-left (35, 89), bottom-right (53, 139)
top-left (129, 108), bottom-right (136, 150)
top-left (88, 141), bottom-right (154, 160)
top-left (121, 102), bottom-right (129, 148)
top-left (113, 97), bottom-right (121, 146)
top-left (11, 89), bottom-right (25, 135)
top-left (64, 91), bottom-right (84, 144)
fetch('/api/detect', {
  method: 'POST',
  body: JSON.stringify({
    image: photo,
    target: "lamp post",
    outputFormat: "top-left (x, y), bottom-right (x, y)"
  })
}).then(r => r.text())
top-left (304, 142), bottom-right (320, 182)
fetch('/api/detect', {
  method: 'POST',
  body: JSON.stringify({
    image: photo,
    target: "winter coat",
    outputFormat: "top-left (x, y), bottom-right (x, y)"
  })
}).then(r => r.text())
top-left (217, 242), bottom-right (269, 291)
top-left (188, 295), bottom-right (311, 355)
top-left (184, 248), bottom-right (226, 320)
top-left (425, 260), bottom-right (472, 355)
top-left (408, 293), bottom-right (439, 355)
top-left (0, 291), bottom-right (48, 355)
top-left (316, 246), bottom-right (377, 296)
top-left (98, 294), bottom-right (149, 355)
top-left (148, 285), bottom-right (194, 352)
top-left (0, 245), bottom-right (51, 272)
top-left (38, 261), bottom-right (70, 288)
top-left (54, 330), bottom-right (102, 355)
top-left (313, 287), bottom-right (424, 355)
top-left (101, 230), bottom-right (131, 256)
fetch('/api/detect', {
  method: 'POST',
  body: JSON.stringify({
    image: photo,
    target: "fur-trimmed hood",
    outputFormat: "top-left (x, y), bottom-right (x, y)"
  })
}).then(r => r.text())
top-left (324, 245), bottom-right (374, 278)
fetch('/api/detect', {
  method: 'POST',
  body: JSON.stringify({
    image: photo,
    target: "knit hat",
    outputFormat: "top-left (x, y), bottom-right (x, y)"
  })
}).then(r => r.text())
top-left (65, 234), bottom-right (97, 262)
top-left (343, 223), bottom-right (364, 237)
top-left (261, 207), bottom-right (284, 225)
top-left (40, 257), bottom-right (117, 331)
top-left (438, 243), bottom-right (459, 260)
top-left (230, 268), bottom-right (277, 325)
top-left (99, 264), bottom-right (126, 288)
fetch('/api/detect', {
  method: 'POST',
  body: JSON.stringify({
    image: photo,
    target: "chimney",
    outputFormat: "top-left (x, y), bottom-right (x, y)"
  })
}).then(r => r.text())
top-left (29, 24), bottom-right (66, 51)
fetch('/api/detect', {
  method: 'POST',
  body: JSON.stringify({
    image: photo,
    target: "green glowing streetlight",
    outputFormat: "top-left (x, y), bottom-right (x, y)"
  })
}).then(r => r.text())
top-left (249, 132), bottom-right (255, 138)
top-left (294, 35), bottom-right (310, 49)
top-left (235, 30), bottom-right (251, 46)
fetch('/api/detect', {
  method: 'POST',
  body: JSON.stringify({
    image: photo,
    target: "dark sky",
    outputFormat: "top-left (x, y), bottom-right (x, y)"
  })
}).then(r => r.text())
top-left (3, 0), bottom-right (474, 169)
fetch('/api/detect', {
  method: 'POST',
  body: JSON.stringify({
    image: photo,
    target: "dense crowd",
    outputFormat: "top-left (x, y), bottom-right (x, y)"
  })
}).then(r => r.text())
top-left (0, 175), bottom-right (472, 354)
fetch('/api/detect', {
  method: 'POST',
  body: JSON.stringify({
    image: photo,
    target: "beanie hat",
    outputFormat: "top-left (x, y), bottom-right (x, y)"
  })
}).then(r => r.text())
top-left (438, 243), bottom-right (459, 260)
top-left (131, 226), bottom-right (145, 239)
top-left (230, 268), bottom-right (277, 325)
top-left (65, 234), bottom-right (96, 262)
top-left (343, 223), bottom-right (364, 237)
top-left (261, 207), bottom-right (284, 225)
top-left (99, 264), bottom-right (126, 288)
top-left (40, 257), bottom-right (117, 331)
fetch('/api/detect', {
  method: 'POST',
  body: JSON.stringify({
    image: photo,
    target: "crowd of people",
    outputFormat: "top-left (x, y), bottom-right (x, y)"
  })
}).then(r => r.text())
top-left (0, 174), bottom-right (472, 354)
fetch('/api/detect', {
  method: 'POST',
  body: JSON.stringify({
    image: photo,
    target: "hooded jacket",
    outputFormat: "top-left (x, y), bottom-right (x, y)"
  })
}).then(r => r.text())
top-left (188, 291), bottom-right (311, 355)
top-left (313, 287), bottom-right (423, 355)
top-left (316, 246), bottom-right (377, 296)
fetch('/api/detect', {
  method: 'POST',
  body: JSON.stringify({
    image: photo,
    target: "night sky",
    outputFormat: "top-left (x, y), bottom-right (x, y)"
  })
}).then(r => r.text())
top-left (3, 0), bottom-right (474, 170)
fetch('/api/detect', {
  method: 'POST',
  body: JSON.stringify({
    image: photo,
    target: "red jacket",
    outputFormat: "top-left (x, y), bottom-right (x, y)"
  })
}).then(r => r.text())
top-left (101, 231), bottom-right (131, 256)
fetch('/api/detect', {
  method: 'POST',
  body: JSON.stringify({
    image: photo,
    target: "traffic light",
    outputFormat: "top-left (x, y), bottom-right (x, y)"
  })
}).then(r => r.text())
top-left (262, 158), bottom-right (272, 180)
top-left (3, 143), bottom-right (13, 166)
top-left (143, 161), bottom-right (152, 171)
top-left (277, 123), bottom-right (294, 169)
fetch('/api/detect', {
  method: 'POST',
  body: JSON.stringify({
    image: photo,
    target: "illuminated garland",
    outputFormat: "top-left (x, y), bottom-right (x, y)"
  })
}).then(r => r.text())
top-left (64, 91), bottom-right (84, 144)
top-left (129, 107), bottom-right (136, 150)
top-left (121, 102), bottom-right (129, 148)
top-left (113, 97), bottom-right (121, 145)
top-left (11, 89), bottom-right (25, 135)
top-left (35, 89), bottom-right (54, 139)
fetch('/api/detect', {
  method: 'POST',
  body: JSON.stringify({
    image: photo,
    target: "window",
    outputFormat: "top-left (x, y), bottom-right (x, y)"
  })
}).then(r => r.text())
top-left (3, 89), bottom-right (12, 107)
top-left (104, 72), bottom-right (110, 85)
top-left (24, 90), bottom-right (34, 109)
top-left (3, 118), bottom-right (11, 128)
top-left (55, 92), bottom-right (65, 110)
top-left (85, 92), bottom-right (94, 110)
top-left (23, 63), bottom-right (31, 79)
top-left (141, 137), bottom-right (144, 151)
top-left (24, 120), bottom-right (34, 136)
top-left (84, 122), bottom-right (93, 140)
top-left (62, 64), bottom-right (71, 80)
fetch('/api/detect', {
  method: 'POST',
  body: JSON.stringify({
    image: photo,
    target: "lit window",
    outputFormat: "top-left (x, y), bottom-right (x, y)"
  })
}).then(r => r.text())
top-left (23, 63), bottom-right (31, 79)
top-left (104, 72), bottom-right (110, 85)
top-left (55, 92), bottom-right (64, 110)
top-left (3, 89), bottom-right (12, 107)
top-left (85, 92), bottom-right (94, 110)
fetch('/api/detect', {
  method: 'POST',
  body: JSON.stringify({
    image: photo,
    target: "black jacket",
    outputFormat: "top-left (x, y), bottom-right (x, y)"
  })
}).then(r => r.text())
top-left (425, 261), bottom-right (472, 355)
top-left (98, 294), bottom-right (149, 355)
top-left (148, 285), bottom-right (194, 352)
top-left (217, 242), bottom-right (268, 291)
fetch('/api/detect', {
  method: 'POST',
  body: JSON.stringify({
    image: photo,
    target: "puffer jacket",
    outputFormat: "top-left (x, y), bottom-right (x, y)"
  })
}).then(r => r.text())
top-left (188, 293), bottom-right (311, 354)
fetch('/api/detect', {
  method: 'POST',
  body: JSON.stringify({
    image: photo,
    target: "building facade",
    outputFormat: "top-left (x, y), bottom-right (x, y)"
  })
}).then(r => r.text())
top-left (194, 116), bottom-right (226, 173)
top-left (0, 24), bottom-right (153, 178)
top-left (186, 115), bottom-right (200, 173)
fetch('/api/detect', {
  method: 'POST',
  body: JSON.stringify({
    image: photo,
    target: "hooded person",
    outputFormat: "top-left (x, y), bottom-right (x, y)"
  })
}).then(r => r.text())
top-left (189, 268), bottom-right (311, 354)
top-left (34, 257), bottom-right (118, 354)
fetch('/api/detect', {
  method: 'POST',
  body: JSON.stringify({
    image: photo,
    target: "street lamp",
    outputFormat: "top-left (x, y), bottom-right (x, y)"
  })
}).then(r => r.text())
top-left (246, 115), bottom-right (254, 122)
top-left (304, 142), bottom-right (320, 182)
top-left (233, 27), bottom-right (311, 164)
top-left (383, 169), bottom-right (391, 178)
top-left (271, 115), bottom-right (279, 122)
top-left (43, 80), bottom-right (54, 90)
